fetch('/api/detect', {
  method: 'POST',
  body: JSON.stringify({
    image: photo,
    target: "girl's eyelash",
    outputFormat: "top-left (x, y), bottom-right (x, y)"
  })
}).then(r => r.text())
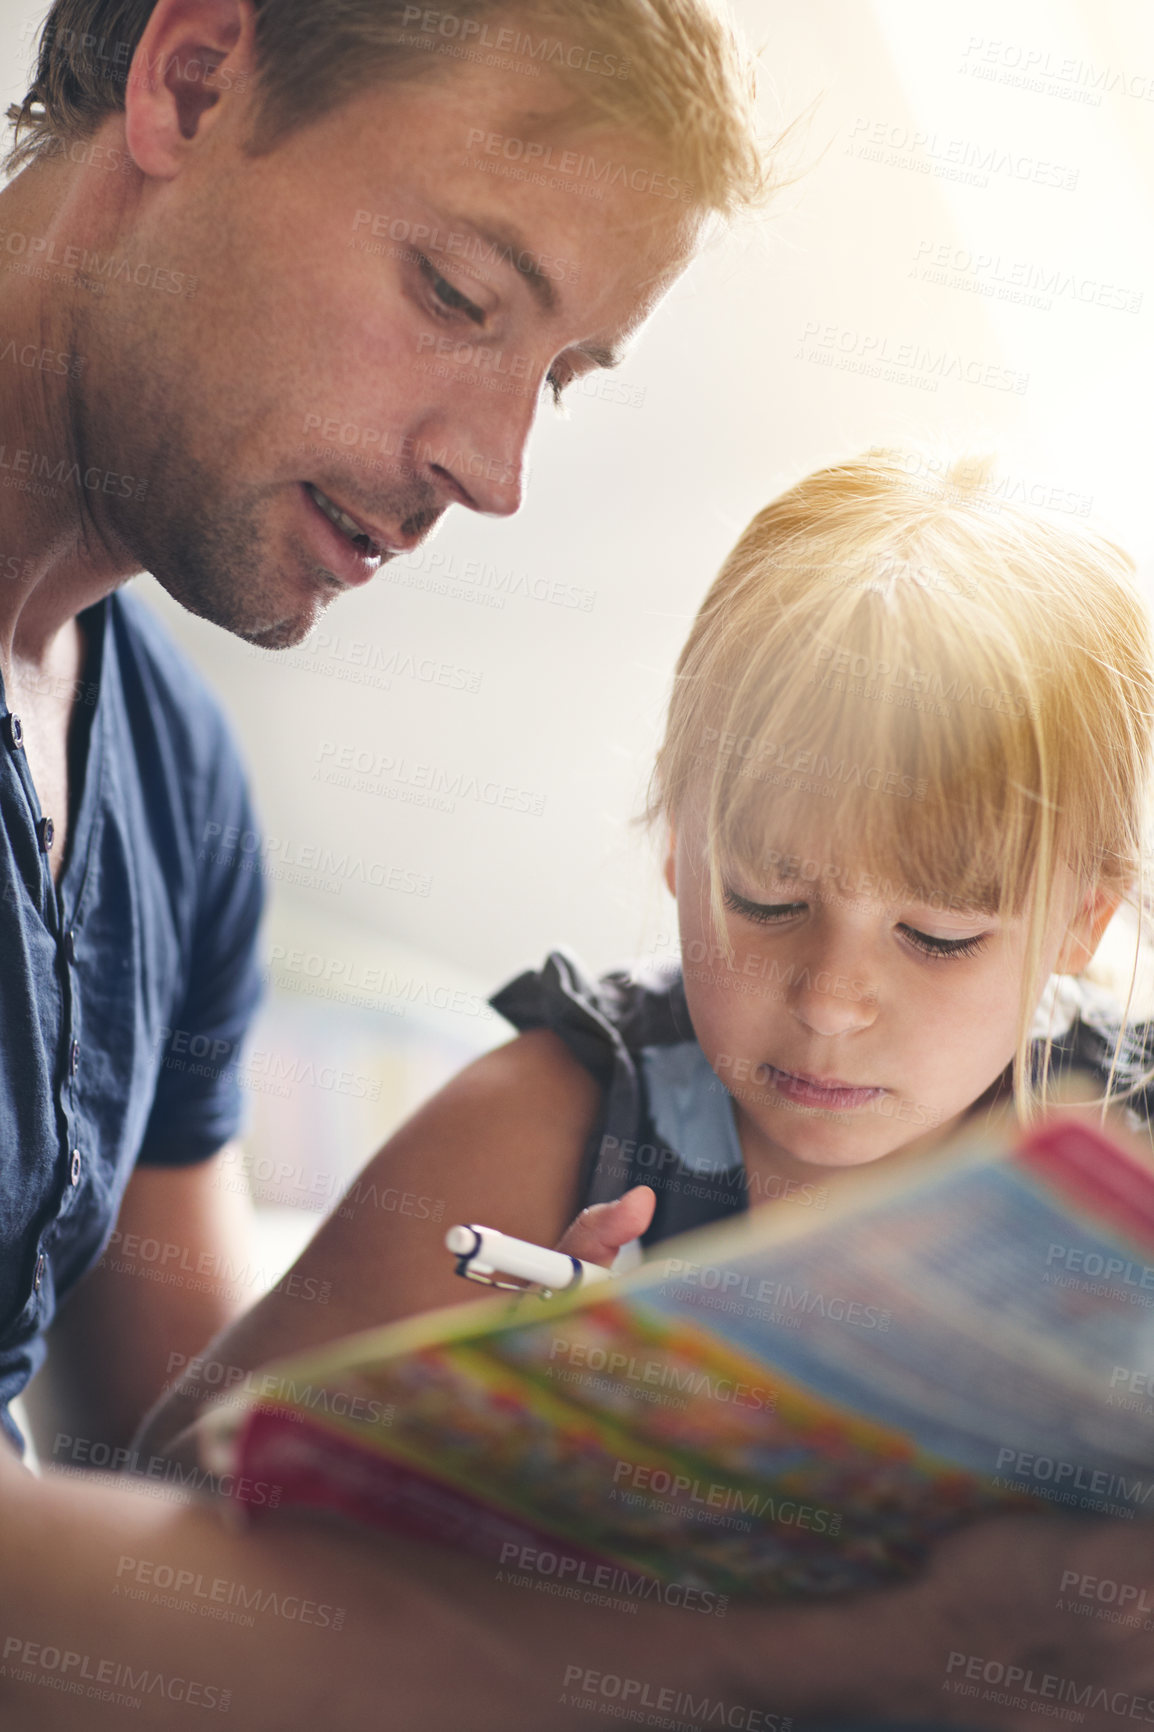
top-left (722, 887), bottom-right (988, 960)
top-left (416, 254), bottom-right (485, 325)
top-left (899, 927), bottom-right (988, 960)
top-left (722, 887), bottom-right (804, 925)
top-left (544, 368), bottom-right (568, 408)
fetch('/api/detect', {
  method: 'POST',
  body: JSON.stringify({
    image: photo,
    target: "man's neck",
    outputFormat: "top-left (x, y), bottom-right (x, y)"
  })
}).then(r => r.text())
top-left (0, 152), bottom-right (141, 686)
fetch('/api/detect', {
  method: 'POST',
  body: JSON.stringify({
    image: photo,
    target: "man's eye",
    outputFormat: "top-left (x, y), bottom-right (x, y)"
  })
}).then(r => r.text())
top-left (417, 255), bottom-right (485, 325)
top-left (722, 887), bottom-right (805, 925)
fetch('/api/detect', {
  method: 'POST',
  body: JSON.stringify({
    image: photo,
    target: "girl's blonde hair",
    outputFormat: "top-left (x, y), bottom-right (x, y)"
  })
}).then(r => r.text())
top-left (649, 449), bottom-right (1154, 1123)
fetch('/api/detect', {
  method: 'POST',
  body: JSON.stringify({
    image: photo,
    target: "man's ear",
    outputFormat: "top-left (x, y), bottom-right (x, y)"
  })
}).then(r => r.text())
top-left (123, 0), bottom-right (256, 178)
top-left (662, 826), bottom-right (677, 899)
top-left (1055, 882), bottom-right (1123, 974)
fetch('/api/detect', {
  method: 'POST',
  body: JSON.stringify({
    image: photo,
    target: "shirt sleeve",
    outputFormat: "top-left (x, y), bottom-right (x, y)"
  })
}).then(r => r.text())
top-left (136, 735), bottom-right (266, 1167)
top-left (490, 947), bottom-right (645, 1206)
top-left (490, 947), bottom-right (628, 1091)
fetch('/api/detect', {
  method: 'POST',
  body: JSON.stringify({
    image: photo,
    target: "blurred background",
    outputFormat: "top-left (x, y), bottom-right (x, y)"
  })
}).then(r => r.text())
top-left (4, 0), bottom-right (1153, 1278)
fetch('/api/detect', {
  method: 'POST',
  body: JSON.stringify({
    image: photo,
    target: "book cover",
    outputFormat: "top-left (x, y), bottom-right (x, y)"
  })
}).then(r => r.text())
top-left (199, 1112), bottom-right (1154, 1600)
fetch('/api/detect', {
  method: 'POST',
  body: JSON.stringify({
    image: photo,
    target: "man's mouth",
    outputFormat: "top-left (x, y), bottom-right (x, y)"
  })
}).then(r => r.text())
top-left (305, 482), bottom-right (383, 558)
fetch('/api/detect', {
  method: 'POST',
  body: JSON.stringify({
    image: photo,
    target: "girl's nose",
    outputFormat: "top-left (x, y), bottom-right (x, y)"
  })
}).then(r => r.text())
top-left (788, 963), bottom-right (879, 1038)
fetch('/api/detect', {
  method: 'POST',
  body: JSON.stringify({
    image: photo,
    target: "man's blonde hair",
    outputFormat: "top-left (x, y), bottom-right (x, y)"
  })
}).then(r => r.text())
top-left (7, 0), bottom-right (769, 217)
top-left (650, 449), bottom-right (1154, 1122)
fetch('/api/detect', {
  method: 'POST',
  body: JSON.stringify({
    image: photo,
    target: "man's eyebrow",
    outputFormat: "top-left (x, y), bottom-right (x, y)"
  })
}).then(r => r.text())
top-left (448, 214), bottom-right (559, 314)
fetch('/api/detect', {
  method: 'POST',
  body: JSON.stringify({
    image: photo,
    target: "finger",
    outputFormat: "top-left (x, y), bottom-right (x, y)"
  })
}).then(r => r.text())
top-left (555, 1186), bottom-right (656, 1267)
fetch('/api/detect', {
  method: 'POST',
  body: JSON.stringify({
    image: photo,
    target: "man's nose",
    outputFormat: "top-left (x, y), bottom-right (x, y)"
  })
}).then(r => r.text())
top-left (419, 378), bottom-right (539, 518)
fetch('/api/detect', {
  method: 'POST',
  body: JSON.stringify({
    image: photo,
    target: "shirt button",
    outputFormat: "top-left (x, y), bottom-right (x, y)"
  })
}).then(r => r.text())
top-left (38, 815), bottom-right (54, 852)
top-left (65, 930), bottom-right (77, 964)
top-left (70, 1149), bottom-right (82, 1186)
top-left (33, 1253), bottom-right (45, 1292)
top-left (69, 1038), bottom-right (79, 1076)
top-left (3, 712), bottom-right (22, 751)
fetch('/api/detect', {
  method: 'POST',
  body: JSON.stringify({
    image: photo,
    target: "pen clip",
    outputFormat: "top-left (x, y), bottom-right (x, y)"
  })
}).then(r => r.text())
top-left (451, 1256), bottom-right (559, 1300)
top-left (454, 1263), bottom-right (536, 1293)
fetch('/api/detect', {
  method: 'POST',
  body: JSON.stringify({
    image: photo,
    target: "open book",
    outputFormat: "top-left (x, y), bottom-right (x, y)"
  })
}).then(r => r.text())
top-left (199, 1111), bottom-right (1154, 1601)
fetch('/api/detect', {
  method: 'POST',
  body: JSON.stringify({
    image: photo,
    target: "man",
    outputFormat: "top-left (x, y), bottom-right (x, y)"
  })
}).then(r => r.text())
top-left (0, 0), bottom-right (748, 1463)
top-left (2, 2), bottom-right (1153, 1728)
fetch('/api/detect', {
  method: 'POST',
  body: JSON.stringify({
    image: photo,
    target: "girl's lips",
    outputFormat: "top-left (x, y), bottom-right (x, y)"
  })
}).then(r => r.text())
top-left (762, 1064), bottom-right (886, 1111)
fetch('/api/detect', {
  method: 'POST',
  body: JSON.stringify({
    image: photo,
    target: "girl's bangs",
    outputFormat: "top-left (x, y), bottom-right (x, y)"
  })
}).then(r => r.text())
top-left (704, 614), bottom-right (1045, 920)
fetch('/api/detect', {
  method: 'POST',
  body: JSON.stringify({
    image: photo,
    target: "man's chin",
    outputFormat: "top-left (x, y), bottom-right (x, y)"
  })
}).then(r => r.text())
top-left (241, 610), bottom-right (321, 650)
top-left (156, 563), bottom-right (333, 650)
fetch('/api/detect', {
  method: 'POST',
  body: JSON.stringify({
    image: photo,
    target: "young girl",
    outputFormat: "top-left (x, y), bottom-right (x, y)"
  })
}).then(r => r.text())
top-left (141, 448), bottom-right (1154, 1425)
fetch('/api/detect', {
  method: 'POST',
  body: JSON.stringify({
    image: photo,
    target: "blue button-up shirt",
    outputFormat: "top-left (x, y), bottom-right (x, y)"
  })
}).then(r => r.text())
top-left (0, 589), bottom-right (264, 1452)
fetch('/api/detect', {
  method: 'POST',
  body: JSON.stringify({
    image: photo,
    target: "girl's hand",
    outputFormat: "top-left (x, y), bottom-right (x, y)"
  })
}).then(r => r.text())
top-left (554, 1185), bottom-right (656, 1268)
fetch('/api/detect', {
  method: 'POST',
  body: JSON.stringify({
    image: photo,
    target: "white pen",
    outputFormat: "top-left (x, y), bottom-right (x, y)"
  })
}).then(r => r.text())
top-left (445, 1223), bottom-right (613, 1293)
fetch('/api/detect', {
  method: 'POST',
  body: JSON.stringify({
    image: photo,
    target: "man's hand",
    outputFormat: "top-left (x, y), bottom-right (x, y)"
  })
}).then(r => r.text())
top-left (554, 1185), bottom-right (656, 1267)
